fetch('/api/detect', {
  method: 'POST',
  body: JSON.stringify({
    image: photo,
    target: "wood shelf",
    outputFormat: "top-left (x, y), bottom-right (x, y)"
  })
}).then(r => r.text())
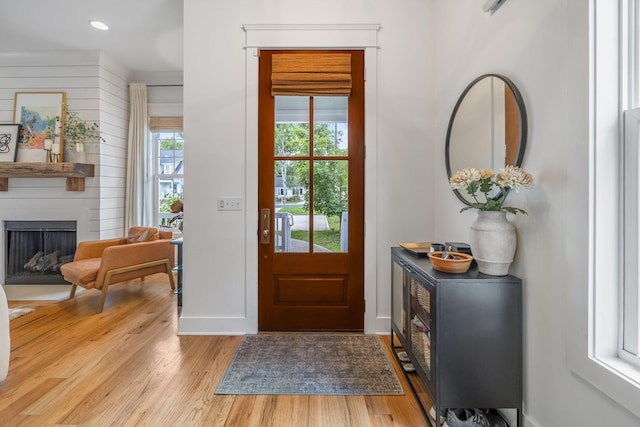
top-left (0, 162), bottom-right (95, 191)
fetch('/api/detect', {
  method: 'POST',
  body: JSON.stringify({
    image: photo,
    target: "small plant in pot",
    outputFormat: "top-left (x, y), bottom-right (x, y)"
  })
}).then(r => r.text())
top-left (61, 105), bottom-right (105, 161)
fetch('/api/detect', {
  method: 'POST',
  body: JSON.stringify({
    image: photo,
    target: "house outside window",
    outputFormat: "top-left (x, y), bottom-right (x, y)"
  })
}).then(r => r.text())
top-left (152, 130), bottom-right (184, 228)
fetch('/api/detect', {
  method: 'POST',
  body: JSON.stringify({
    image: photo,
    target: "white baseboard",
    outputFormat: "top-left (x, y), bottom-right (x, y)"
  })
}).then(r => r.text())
top-left (177, 315), bottom-right (256, 335)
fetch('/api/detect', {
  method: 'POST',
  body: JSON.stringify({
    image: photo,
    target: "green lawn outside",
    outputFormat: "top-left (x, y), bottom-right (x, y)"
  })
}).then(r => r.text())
top-left (280, 206), bottom-right (343, 252)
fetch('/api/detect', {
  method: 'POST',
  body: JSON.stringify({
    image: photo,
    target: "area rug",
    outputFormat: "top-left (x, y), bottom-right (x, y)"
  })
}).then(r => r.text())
top-left (8, 307), bottom-right (35, 320)
top-left (215, 334), bottom-right (404, 395)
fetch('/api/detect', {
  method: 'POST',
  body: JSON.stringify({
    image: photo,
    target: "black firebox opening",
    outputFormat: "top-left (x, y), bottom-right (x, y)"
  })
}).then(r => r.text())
top-left (4, 220), bottom-right (77, 285)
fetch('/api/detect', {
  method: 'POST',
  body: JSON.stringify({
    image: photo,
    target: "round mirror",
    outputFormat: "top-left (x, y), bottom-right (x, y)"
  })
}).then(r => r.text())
top-left (445, 74), bottom-right (527, 205)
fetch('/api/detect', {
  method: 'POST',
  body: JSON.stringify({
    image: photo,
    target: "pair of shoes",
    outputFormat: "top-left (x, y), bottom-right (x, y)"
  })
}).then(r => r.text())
top-left (397, 351), bottom-right (410, 362)
top-left (443, 408), bottom-right (506, 427)
top-left (402, 363), bottom-right (415, 372)
top-left (429, 406), bottom-right (446, 425)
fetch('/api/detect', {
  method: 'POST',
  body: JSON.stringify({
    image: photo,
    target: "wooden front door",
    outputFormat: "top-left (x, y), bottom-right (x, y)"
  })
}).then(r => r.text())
top-left (258, 50), bottom-right (365, 331)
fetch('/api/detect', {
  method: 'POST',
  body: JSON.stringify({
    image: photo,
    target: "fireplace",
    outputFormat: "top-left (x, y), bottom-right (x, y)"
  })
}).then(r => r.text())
top-left (4, 220), bottom-right (77, 285)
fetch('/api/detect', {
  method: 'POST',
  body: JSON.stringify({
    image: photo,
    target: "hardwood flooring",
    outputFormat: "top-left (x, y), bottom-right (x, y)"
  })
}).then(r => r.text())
top-left (1, 275), bottom-right (428, 426)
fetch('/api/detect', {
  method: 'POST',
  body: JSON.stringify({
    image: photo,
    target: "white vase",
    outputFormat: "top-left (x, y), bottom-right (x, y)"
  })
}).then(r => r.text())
top-left (469, 210), bottom-right (516, 276)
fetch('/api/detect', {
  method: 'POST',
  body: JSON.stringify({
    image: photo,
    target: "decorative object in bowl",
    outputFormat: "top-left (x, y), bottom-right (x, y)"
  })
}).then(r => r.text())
top-left (427, 251), bottom-right (473, 273)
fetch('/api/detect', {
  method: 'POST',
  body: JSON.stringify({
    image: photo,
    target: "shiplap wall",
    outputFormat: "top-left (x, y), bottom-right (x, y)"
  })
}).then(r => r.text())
top-left (0, 51), bottom-right (130, 285)
top-left (97, 53), bottom-right (130, 237)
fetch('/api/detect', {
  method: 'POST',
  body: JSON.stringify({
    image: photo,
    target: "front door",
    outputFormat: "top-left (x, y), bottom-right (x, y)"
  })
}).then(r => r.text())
top-left (258, 50), bottom-right (365, 331)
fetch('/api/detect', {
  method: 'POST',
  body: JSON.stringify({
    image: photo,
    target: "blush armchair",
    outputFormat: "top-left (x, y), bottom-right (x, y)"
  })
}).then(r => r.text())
top-left (60, 227), bottom-right (176, 313)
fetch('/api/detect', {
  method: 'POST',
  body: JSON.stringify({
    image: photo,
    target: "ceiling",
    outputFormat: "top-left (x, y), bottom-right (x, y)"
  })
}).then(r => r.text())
top-left (0, 0), bottom-right (183, 77)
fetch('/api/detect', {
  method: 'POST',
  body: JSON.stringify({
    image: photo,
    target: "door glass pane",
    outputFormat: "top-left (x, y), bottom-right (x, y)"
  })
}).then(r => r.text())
top-left (275, 160), bottom-right (309, 253)
top-left (313, 160), bottom-right (348, 253)
top-left (275, 96), bottom-right (310, 156)
top-left (313, 96), bottom-right (348, 156)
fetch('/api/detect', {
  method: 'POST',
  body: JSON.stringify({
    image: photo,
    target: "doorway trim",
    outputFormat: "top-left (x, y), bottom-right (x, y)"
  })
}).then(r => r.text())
top-left (243, 24), bottom-right (383, 333)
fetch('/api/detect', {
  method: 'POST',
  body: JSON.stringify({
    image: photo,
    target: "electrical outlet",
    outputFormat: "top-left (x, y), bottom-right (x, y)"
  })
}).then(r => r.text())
top-left (218, 197), bottom-right (242, 211)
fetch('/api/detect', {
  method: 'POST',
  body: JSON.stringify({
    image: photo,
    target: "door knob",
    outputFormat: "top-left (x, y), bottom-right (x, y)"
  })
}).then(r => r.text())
top-left (260, 208), bottom-right (270, 244)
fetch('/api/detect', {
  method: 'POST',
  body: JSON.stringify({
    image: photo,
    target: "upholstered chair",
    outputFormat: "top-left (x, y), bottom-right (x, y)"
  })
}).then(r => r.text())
top-left (60, 227), bottom-right (176, 313)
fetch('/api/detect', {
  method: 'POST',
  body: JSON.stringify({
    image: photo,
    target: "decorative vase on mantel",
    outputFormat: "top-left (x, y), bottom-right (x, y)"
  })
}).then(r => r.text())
top-left (469, 210), bottom-right (516, 276)
top-left (65, 141), bottom-right (87, 163)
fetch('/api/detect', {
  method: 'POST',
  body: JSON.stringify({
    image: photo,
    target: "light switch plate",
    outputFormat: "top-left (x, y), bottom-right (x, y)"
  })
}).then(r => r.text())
top-left (218, 197), bottom-right (242, 211)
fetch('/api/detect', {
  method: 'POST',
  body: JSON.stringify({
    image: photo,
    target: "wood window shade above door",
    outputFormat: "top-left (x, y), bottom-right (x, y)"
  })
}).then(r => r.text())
top-left (270, 52), bottom-right (352, 96)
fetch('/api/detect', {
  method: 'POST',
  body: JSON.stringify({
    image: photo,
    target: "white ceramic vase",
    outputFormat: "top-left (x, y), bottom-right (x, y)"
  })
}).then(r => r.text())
top-left (469, 210), bottom-right (516, 276)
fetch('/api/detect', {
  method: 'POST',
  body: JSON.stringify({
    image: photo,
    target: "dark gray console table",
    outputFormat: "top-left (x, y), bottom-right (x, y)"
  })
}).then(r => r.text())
top-left (391, 247), bottom-right (522, 427)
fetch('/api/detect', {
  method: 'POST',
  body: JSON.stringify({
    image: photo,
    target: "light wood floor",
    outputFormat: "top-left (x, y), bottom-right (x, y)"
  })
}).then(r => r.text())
top-left (1, 274), bottom-right (429, 427)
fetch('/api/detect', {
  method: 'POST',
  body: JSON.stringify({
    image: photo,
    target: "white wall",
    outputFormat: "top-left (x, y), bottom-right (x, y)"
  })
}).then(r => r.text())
top-left (0, 51), bottom-right (130, 285)
top-left (147, 86), bottom-right (183, 117)
top-left (98, 53), bottom-right (131, 239)
top-left (181, 0), bottom-right (433, 333)
top-left (432, 1), bottom-right (639, 426)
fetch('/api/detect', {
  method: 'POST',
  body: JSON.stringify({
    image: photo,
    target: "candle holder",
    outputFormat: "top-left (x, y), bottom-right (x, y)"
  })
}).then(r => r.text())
top-left (44, 139), bottom-right (54, 163)
top-left (51, 143), bottom-right (61, 163)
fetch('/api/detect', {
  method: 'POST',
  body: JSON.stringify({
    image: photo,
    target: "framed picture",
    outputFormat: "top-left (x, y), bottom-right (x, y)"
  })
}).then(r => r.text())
top-left (0, 124), bottom-right (21, 162)
top-left (13, 92), bottom-right (66, 161)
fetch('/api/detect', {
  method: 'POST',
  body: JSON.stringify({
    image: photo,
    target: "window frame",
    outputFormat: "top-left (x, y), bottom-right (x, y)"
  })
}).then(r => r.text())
top-left (567, 0), bottom-right (640, 419)
top-left (152, 129), bottom-right (184, 228)
top-left (622, 0), bottom-right (640, 364)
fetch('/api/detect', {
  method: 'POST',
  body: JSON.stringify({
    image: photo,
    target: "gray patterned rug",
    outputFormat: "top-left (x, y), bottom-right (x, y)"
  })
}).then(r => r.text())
top-left (215, 334), bottom-right (404, 395)
top-left (8, 307), bottom-right (35, 320)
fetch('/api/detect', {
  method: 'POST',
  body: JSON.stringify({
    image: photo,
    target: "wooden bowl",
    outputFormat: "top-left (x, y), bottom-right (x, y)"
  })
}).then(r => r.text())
top-left (427, 251), bottom-right (473, 273)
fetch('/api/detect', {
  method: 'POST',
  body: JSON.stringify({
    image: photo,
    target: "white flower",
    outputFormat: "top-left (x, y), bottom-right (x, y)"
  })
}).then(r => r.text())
top-left (450, 165), bottom-right (534, 215)
top-left (449, 167), bottom-right (481, 189)
top-left (496, 165), bottom-right (534, 191)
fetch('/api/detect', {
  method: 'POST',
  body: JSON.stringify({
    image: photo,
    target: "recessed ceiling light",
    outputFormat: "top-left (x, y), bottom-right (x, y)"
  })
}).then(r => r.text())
top-left (89, 20), bottom-right (109, 31)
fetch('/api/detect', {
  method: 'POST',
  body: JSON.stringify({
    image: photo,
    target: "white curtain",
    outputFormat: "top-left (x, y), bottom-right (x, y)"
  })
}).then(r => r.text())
top-left (125, 83), bottom-right (154, 230)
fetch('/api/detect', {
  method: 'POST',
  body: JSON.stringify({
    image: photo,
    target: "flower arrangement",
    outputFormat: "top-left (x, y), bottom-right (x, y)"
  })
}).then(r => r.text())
top-left (61, 105), bottom-right (105, 149)
top-left (449, 165), bottom-right (534, 214)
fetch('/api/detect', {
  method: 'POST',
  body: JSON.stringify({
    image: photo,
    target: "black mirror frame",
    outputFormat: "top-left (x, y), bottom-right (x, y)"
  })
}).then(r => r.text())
top-left (444, 73), bottom-right (528, 206)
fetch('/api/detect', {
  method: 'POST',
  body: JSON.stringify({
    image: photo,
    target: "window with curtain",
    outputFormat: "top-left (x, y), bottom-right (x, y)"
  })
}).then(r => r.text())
top-left (150, 117), bottom-right (183, 229)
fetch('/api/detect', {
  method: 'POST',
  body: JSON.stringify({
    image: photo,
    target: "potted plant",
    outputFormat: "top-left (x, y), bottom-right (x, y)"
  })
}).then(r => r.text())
top-left (449, 165), bottom-right (534, 276)
top-left (61, 105), bottom-right (105, 162)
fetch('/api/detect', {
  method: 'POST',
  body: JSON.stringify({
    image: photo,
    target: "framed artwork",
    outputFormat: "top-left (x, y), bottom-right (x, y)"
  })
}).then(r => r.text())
top-left (13, 92), bottom-right (66, 161)
top-left (0, 124), bottom-right (21, 162)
